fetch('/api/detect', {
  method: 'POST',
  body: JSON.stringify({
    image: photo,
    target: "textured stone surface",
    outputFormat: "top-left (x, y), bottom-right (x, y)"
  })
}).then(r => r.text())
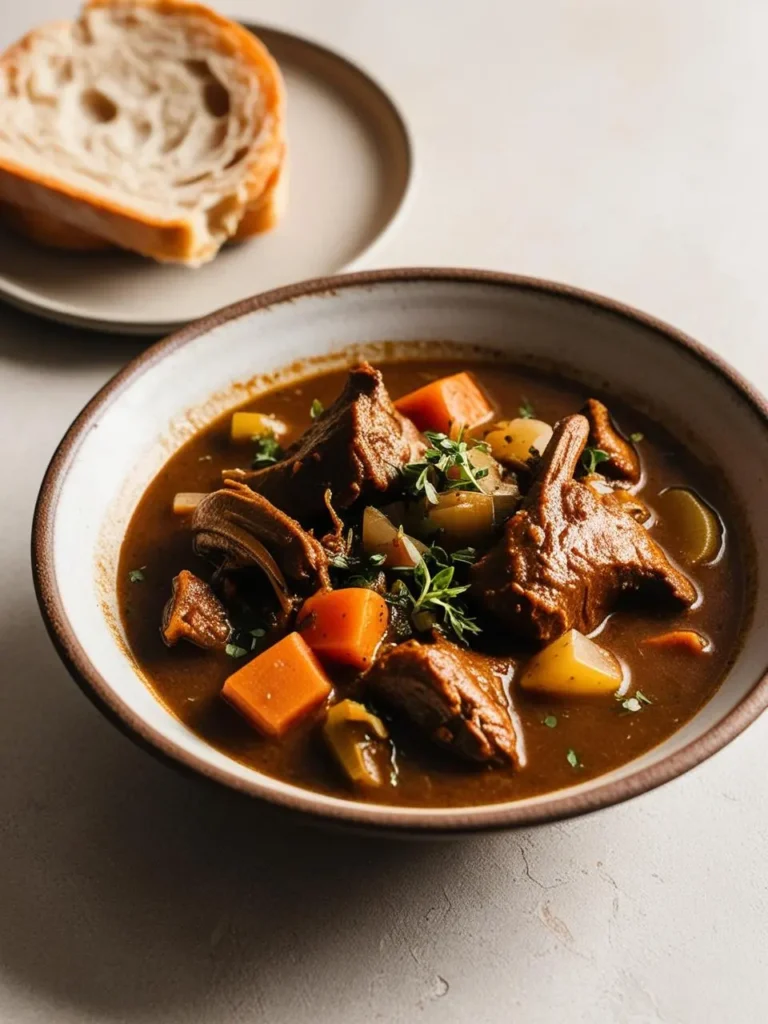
top-left (0, 1), bottom-right (766, 1021)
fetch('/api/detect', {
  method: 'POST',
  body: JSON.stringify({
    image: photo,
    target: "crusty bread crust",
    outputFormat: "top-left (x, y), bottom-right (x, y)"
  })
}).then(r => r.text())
top-left (0, 1), bottom-right (286, 265)
top-left (1, 146), bottom-right (288, 251)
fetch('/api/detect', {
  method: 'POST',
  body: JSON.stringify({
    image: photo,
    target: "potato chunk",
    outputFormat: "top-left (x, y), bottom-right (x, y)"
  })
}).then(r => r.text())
top-left (519, 629), bottom-right (623, 697)
top-left (172, 492), bottom-right (207, 515)
top-left (362, 506), bottom-right (426, 568)
top-left (482, 418), bottom-right (553, 469)
top-left (655, 487), bottom-right (721, 565)
top-left (230, 411), bottom-right (287, 442)
top-left (426, 490), bottom-right (496, 548)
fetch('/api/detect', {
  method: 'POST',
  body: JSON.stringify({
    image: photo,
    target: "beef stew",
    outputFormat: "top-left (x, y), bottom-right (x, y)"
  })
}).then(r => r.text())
top-left (118, 358), bottom-right (749, 807)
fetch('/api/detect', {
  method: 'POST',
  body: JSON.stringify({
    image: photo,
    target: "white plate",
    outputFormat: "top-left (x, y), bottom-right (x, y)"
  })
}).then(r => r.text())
top-left (0, 25), bottom-right (413, 336)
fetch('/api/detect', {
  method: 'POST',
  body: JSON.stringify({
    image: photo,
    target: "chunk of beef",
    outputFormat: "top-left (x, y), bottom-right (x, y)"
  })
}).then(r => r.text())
top-left (367, 637), bottom-right (520, 765)
top-left (582, 398), bottom-right (641, 484)
top-left (471, 415), bottom-right (696, 644)
top-left (192, 482), bottom-right (330, 615)
top-left (162, 570), bottom-right (231, 650)
top-left (246, 363), bottom-right (425, 520)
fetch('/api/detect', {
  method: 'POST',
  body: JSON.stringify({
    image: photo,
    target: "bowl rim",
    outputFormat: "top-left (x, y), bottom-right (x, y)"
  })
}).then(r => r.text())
top-left (31, 267), bottom-right (768, 834)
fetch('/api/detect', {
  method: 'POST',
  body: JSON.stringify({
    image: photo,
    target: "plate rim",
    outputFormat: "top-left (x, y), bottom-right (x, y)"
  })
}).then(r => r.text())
top-left (31, 266), bottom-right (768, 834)
top-left (0, 21), bottom-right (415, 337)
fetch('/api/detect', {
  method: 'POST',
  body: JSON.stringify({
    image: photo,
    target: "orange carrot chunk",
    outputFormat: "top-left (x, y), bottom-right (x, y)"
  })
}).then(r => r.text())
top-left (297, 588), bottom-right (389, 670)
top-left (394, 372), bottom-right (494, 435)
top-left (222, 632), bottom-right (332, 737)
top-left (642, 630), bottom-right (710, 653)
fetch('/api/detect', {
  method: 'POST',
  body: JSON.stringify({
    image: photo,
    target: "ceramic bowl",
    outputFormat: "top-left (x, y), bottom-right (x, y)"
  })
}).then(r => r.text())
top-left (32, 269), bottom-right (768, 834)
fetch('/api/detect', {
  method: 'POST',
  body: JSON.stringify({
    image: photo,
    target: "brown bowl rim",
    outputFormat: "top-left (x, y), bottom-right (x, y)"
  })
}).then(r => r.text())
top-left (31, 268), bottom-right (768, 834)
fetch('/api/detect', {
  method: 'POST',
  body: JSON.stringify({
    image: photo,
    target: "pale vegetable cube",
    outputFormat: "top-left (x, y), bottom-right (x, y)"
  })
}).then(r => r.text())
top-left (230, 411), bottom-right (287, 442)
top-left (520, 629), bottom-right (623, 697)
top-left (655, 487), bottom-right (721, 565)
top-left (483, 418), bottom-right (553, 468)
top-left (172, 492), bottom-right (207, 515)
top-left (362, 506), bottom-right (425, 568)
top-left (465, 446), bottom-right (518, 496)
top-left (426, 491), bottom-right (496, 548)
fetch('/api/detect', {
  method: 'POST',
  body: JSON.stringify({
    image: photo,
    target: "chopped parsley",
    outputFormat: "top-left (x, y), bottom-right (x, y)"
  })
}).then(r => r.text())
top-left (225, 643), bottom-right (248, 659)
top-left (543, 715), bottom-right (558, 728)
top-left (581, 446), bottom-right (610, 474)
top-left (251, 431), bottom-right (283, 468)
top-left (403, 430), bottom-right (491, 504)
top-left (629, 432), bottom-right (644, 443)
top-left (128, 567), bottom-right (146, 583)
top-left (518, 397), bottom-right (535, 419)
top-left (566, 748), bottom-right (582, 769)
top-left (618, 689), bottom-right (653, 714)
top-left (310, 399), bottom-right (325, 420)
top-left (248, 628), bottom-right (266, 651)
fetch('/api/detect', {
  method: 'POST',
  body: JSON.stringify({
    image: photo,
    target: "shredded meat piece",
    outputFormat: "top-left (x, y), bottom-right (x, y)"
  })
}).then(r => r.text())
top-left (367, 637), bottom-right (520, 765)
top-left (582, 398), bottom-right (641, 483)
top-left (162, 570), bottom-right (231, 649)
top-left (471, 415), bottom-right (696, 644)
top-left (320, 488), bottom-right (348, 556)
top-left (192, 482), bottom-right (330, 613)
top-left (245, 363), bottom-right (425, 519)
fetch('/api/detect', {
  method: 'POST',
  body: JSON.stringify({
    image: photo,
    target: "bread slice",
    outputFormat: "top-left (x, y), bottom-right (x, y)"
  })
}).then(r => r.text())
top-left (0, 1), bottom-right (286, 266)
top-left (0, 143), bottom-right (289, 252)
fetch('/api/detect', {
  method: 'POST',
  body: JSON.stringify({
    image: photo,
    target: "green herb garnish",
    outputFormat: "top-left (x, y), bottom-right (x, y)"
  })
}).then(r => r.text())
top-left (332, 550), bottom-right (387, 588)
top-left (543, 715), bottom-right (558, 728)
top-left (225, 643), bottom-right (248, 659)
top-left (518, 398), bottom-right (535, 419)
top-left (248, 628), bottom-right (267, 651)
top-left (566, 748), bottom-right (582, 769)
top-left (403, 429), bottom-right (491, 503)
top-left (450, 547), bottom-right (477, 565)
top-left (252, 431), bottom-right (283, 468)
top-left (618, 689), bottom-right (653, 714)
top-left (424, 544), bottom-right (477, 570)
top-left (394, 556), bottom-right (481, 644)
top-left (128, 567), bottom-right (146, 583)
top-left (310, 399), bottom-right (325, 420)
top-left (581, 447), bottom-right (610, 474)
top-left (629, 432), bottom-right (644, 443)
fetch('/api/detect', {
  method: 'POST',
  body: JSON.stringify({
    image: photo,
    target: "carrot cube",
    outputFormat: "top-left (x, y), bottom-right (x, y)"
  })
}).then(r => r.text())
top-left (297, 588), bottom-right (389, 670)
top-left (222, 632), bottom-right (332, 737)
top-left (394, 372), bottom-right (494, 435)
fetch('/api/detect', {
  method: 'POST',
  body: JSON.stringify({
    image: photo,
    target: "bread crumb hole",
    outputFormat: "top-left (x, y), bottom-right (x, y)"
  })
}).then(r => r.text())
top-left (175, 171), bottom-right (210, 187)
top-left (80, 88), bottom-right (118, 123)
top-left (55, 59), bottom-right (73, 86)
top-left (185, 60), bottom-right (210, 78)
top-left (135, 119), bottom-right (152, 143)
top-left (224, 146), bottom-right (248, 170)
top-left (203, 79), bottom-right (230, 118)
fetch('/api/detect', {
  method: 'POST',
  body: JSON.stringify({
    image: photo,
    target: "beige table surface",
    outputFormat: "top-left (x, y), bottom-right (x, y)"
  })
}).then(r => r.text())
top-left (1, 2), bottom-right (767, 1022)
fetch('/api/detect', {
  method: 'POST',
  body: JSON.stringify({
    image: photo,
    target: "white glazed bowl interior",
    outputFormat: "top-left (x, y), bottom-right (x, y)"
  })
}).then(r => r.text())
top-left (38, 272), bottom-right (768, 831)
